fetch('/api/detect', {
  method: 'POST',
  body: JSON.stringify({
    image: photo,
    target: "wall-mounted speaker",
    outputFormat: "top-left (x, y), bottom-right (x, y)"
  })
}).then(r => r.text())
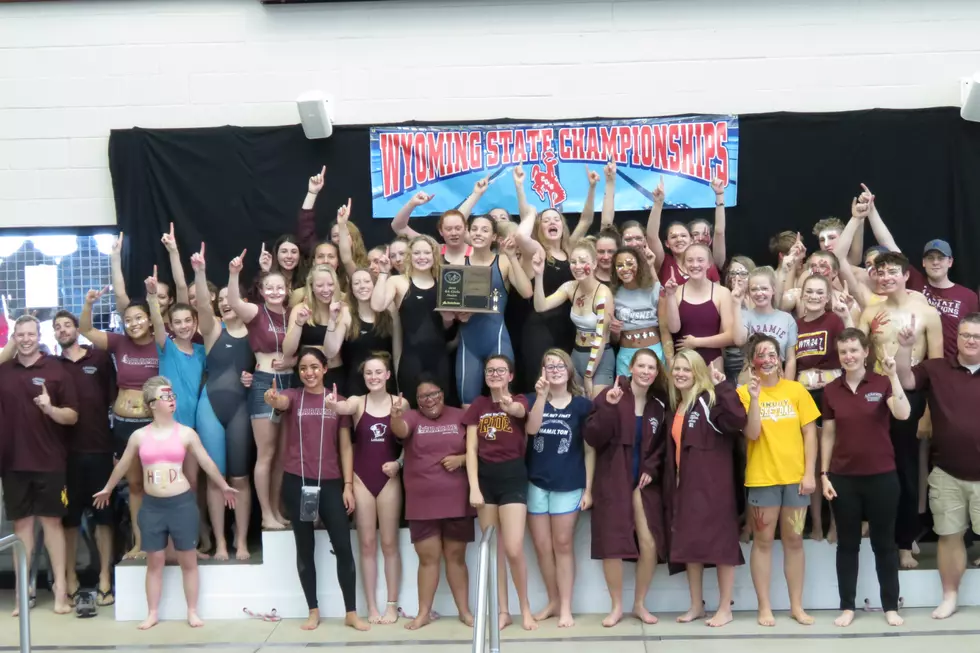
top-left (296, 91), bottom-right (334, 140)
top-left (961, 73), bottom-right (980, 123)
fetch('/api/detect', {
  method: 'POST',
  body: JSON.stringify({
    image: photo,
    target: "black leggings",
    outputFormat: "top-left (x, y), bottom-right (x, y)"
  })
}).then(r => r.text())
top-left (282, 473), bottom-right (356, 612)
top-left (889, 390), bottom-right (926, 550)
top-left (829, 471), bottom-right (900, 612)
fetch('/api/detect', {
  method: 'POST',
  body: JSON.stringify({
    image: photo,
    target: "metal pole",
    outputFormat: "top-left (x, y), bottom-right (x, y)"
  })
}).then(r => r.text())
top-left (488, 529), bottom-right (500, 653)
top-left (0, 534), bottom-right (32, 653)
top-left (471, 525), bottom-right (494, 653)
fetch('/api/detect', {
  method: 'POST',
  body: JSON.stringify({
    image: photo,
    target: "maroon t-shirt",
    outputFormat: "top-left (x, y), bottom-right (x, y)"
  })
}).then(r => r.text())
top-left (822, 373), bottom-right (895, 476)
top-left (60, 347), bottom-right (115, 454)
top-left (907, 267), bottom-right (980, 360)
top-left (462, 395), bottom-right (530, 463)
top-left (912, 358), bottom-right (980, 481)
top-left (105, 332), bottom-right (159, 390)
top-left (246, 306), bottom-right (289, 355)
top-left (795, 312), bottom-right (846, 372)
top-left (279, 388), bottom-right (350, 480)
top-left (401, 406), bottom-right (472, 521)
top-left (657, 250), bottom-right (721, 286)
top-left (0, 354), bottom-right (80, 473)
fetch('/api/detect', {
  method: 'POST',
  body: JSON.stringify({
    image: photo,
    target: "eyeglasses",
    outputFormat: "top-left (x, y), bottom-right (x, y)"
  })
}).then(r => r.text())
top-left (418, 389), bottom-right (443, 401)
top-left (151, 391), bottom-right (176, 404)
top-left (485, 367), bottom-right (509, 377)
top-left (959, 333), bottom-right (980, 342)
top-left (544, 364), bottom-right (566, 372)
top-left (728, 270), bottom-right (749, 278)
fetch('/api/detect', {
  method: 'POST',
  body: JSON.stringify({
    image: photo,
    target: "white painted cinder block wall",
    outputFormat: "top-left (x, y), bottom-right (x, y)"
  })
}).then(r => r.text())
top-left (0, 0), bottom-right (977, 229)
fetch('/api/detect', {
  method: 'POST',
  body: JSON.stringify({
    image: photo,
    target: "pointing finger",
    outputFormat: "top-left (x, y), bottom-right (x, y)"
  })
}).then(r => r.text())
top-left (240, 248), bottom-right (247, 260)
top-left (169, 222), bottom-right (175, 237)
top-left (200, 242), bottom-right (206, 256)
top-left (261, 242), bottom-right (267, 254)
top-left (320, 165), bottom-right (326, 176)
top-left (152, 265), bottom-right (158, 279)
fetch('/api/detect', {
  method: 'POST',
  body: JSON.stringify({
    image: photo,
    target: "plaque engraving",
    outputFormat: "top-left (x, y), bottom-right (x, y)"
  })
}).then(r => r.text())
top-left (436, 265), bottom-right (496, 313)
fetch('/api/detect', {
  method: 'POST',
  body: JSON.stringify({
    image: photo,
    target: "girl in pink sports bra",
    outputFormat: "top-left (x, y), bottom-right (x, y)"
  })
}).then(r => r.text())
top-left (326, 352), bottom-right (403, 625)
top-left (95, 376), bottom-right (235, 631)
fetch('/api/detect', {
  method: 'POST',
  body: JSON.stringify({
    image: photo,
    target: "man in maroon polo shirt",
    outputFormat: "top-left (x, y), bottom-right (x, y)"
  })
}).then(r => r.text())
top-left (53, 309), bottom-right (116, 607)
top-left (896, 312), bottom-right (980, 621)
top-left (0, 315), bottom-right (79, 616)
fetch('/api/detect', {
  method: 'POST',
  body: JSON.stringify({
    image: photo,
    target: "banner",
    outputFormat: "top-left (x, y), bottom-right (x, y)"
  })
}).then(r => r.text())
top-left (369, 115), bottom-right (738, 218)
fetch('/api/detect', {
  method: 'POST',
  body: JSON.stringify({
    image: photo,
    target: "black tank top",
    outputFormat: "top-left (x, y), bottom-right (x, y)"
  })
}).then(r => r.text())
top-left (344, 320), bottom-right (393, 375)
top-left (299, 322), bottom-right (329, 349)
top-left (399, 280), bottom-right (444, 349)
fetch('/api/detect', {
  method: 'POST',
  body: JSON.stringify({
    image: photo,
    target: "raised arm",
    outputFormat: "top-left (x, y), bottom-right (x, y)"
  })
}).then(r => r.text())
top-left (324, 386), bottom-right (360, 417)
top-left (567, 166), bottom-right (599, 247)
top-left (710, 178), bottom-right (728, 269)
top-left (227, 250), bottom-right (259, 324)
top-left (390, 191), bottom-right (431, 239)
top-left (895, 321), bottom-right (917, 391)
top-left (458, 177), bottom-right (490, 219)
top-left (160, 222), bottom-right (189, 305)
top-left (743, 378), bottom-right (762, 440)
top-left (282, 303), bottom-right (310, 360)
top-left (599, 164), bottom-right (615, 229)
top-left (532, 264), bottom-right (572, 313)
top-left (190, 245), bottom-right (218, 340)
top-left (864, 188), bottom-right (900, 253)
top-left (144, 267), bottom-right (169, 349)
top-left (335, 198), bottom-right (360, 277)
top-left (110, 232), bottom-right (131, 313)
top-left (663, 272), bottom-right (681, 334)
top-left (525, 380), bottom-right (548, 435)
top-left (79, 287), bottom-right (111, 350)
top-left (500, 237), bottom-right (532, 299)
top-left (881, 357), bottom-right (911, 420)
top-left (323, 303), bottom-right (349, 359)
top-left (644, 175), bottom-right (666, 272)
top-left (262, 377), bottom-right (290, 412)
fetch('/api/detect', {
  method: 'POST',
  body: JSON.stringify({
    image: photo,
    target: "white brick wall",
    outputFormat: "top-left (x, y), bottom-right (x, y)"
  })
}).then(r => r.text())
top-left (0, 0), bottom-right (977, 229)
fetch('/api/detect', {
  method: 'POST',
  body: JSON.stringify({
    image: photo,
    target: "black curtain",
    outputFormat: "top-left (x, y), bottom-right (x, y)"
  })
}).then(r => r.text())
top-left (109, 108), bottom-right (980, 295)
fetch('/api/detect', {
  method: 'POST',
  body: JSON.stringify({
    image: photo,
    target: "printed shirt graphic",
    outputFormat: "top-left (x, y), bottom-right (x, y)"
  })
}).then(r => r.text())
top-left (738, 378), bottom-right (820, 487)
top-left (794, 312), bottom-right (845, 372)
top-left (743, 309), bottom-right (797, 359)
top-left (525, 394), bottom-right (591, 492)
top-left (463, 394), bottom-right (529, 463)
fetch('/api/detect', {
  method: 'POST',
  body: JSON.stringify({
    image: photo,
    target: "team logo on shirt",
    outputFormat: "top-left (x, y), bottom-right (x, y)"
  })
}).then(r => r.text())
top-left (479, 412), bottom-right (512, 441)
top-left (648, 417), bottom-right (660, 432)
top-left (796, 331), bottom-right (828, 358)
top-left (61, 486), bottom-right (69, 508)
top-left (82, 366), bottom-right (98, 375)
top-left (923, 289), bottom-right (963, 319)
top-left (370, 423), bottom-right (387, 442)
top-left (120, 354), bottom-right (157, 367)
top-left (865, 392), bottom-right (884, 403)
top-left (687, 411), bottom-right (700, 429)
top-left (759, 399), bottom-right (797, 421)
top-left (534, 414), bottom-right (573, 455)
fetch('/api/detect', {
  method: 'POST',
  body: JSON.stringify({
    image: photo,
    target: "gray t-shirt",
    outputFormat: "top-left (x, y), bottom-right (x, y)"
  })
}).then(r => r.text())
top-left (743, 308), bottom-right (798, 360)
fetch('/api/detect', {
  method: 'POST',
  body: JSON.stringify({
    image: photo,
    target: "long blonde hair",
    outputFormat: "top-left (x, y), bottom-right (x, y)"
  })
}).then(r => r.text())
top-left (345, 268), bottom-right (393, 340)
top-left (304, 264), bottom-right (341, 327)
top-left (668, 349), bottom-right (716, 415)
top-left (541, 348), bottom-right (584, 397)
top-left (405, 234), bottom-right (442, 280)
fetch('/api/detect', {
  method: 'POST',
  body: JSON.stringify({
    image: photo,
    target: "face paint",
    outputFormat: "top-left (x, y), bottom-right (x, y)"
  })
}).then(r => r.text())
top-left (583, 264), bottom-right (592, 276)
top-left (789, 508), bottom-right (807, 535)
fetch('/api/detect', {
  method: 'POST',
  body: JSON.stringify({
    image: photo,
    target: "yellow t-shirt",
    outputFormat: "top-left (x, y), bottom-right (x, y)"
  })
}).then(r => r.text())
top-left (738, 378), bottom-right (820, 487)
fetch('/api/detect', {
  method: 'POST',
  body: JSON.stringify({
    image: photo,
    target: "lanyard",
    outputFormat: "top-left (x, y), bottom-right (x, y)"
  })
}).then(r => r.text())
top-left (298, 390), bottom-right (326, 486)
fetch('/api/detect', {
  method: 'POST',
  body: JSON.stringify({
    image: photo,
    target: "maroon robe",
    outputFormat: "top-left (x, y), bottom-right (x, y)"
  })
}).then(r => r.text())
top-left (663, 381), bottom-right (746, 568)
top-left (584, 379), bottom-right (667, 561)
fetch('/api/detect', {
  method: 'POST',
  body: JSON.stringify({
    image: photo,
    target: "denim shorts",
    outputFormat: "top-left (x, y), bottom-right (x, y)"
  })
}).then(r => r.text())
top-left (248, 370), bottom-right (294, 420)
top-left (527, 482), bottom-right (584, 516)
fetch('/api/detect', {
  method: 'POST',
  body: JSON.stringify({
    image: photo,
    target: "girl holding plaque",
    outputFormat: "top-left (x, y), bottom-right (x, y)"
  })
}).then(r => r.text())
top-left (453, 215), bottom-right (532, 406)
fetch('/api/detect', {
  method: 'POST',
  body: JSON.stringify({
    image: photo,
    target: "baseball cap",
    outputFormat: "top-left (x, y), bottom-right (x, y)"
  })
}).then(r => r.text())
top-left (923, 239), bottom-right (952, 258)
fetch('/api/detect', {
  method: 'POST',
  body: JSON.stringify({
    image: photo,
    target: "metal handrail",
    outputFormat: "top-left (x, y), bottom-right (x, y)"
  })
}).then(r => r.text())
top-left (0, 534), bottom-right (32, 653)
top-left (471, 525), bottom-right (500, 653)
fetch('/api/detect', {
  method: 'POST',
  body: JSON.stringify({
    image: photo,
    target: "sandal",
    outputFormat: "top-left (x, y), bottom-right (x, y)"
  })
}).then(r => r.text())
top-left (96, 589), bottom-right (115, 607)
top-left (67, 589), bottom-right (81, 607)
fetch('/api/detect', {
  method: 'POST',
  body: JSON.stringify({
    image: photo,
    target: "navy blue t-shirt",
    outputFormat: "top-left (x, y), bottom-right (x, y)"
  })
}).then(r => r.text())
top-left (525, 393), bottom-right (592, 492)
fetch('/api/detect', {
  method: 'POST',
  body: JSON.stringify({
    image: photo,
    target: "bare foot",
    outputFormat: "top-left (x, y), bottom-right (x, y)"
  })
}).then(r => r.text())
top-left (405, 611), bottom-right (432, 630)
top-left (932, 593), bottom-right (957, 620)
top-left (834, 610), bottom-right (855, 627)
top-left (234, 539), bottom-right (251, 561)
top-left (602, 606), bottom-right (623, 628)
top-left (827, 525), bottom-right (838, 544)
top-left (521, 610), bottom-right (538, 631)
top-left (533, 601), bottom-right (557, 622)
top-left (379, 603), bottom-right (398, 624)
top-left (367, 607), bottom-right (383, 624)
top-left (138, 612), bottom-right (160, 630)
top-left (187, 610), bottom-right (204, 628)
top-left (757, 608), bottom-right (776, 627)
top-left (458, 612), bottom-right (474, 627)
top-left (262, 518), bottom-right (287, 531)
top-left (498, 612), bottom-right (513, 630)
top-left (301, 609), bottom-right (320, 631)
top-left (273, 514), bottom-right (290, 528)
top-left (811, 523), bottom-right (825, 541)
top-left (123, 546), bottom-right (146, 560)
top-left (345, 612), bottom-right (370, 631)
top-left (885, 610), bottom-right (904, 626)
top-left (213, 545), bottom-right (229, 561)
top-left (633, 603), bottom-right (658, 624)
top-left (791, 608), bottom-right (815, 625)
top-left (899, 549), bottom-right (918, 569)
top-left (558, 610), bottom-right (575, 628)
top-left (53, 595), bottom-right (72, 615)
top-left (196, 550), bottom-right (211, 561)
top-left (706, 608), bottom-right (733, 628)
top-left (676, 605), bottom-right (705, 623)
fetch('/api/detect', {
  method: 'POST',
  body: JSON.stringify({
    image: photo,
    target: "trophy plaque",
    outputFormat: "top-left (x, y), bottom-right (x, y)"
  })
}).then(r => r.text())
top-left (436, 265), bottom-right (500, 313)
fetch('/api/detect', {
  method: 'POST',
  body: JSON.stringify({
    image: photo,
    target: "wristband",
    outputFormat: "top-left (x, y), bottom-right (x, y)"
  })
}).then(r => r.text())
top-left (820, 471), bottom-right (829, 476)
